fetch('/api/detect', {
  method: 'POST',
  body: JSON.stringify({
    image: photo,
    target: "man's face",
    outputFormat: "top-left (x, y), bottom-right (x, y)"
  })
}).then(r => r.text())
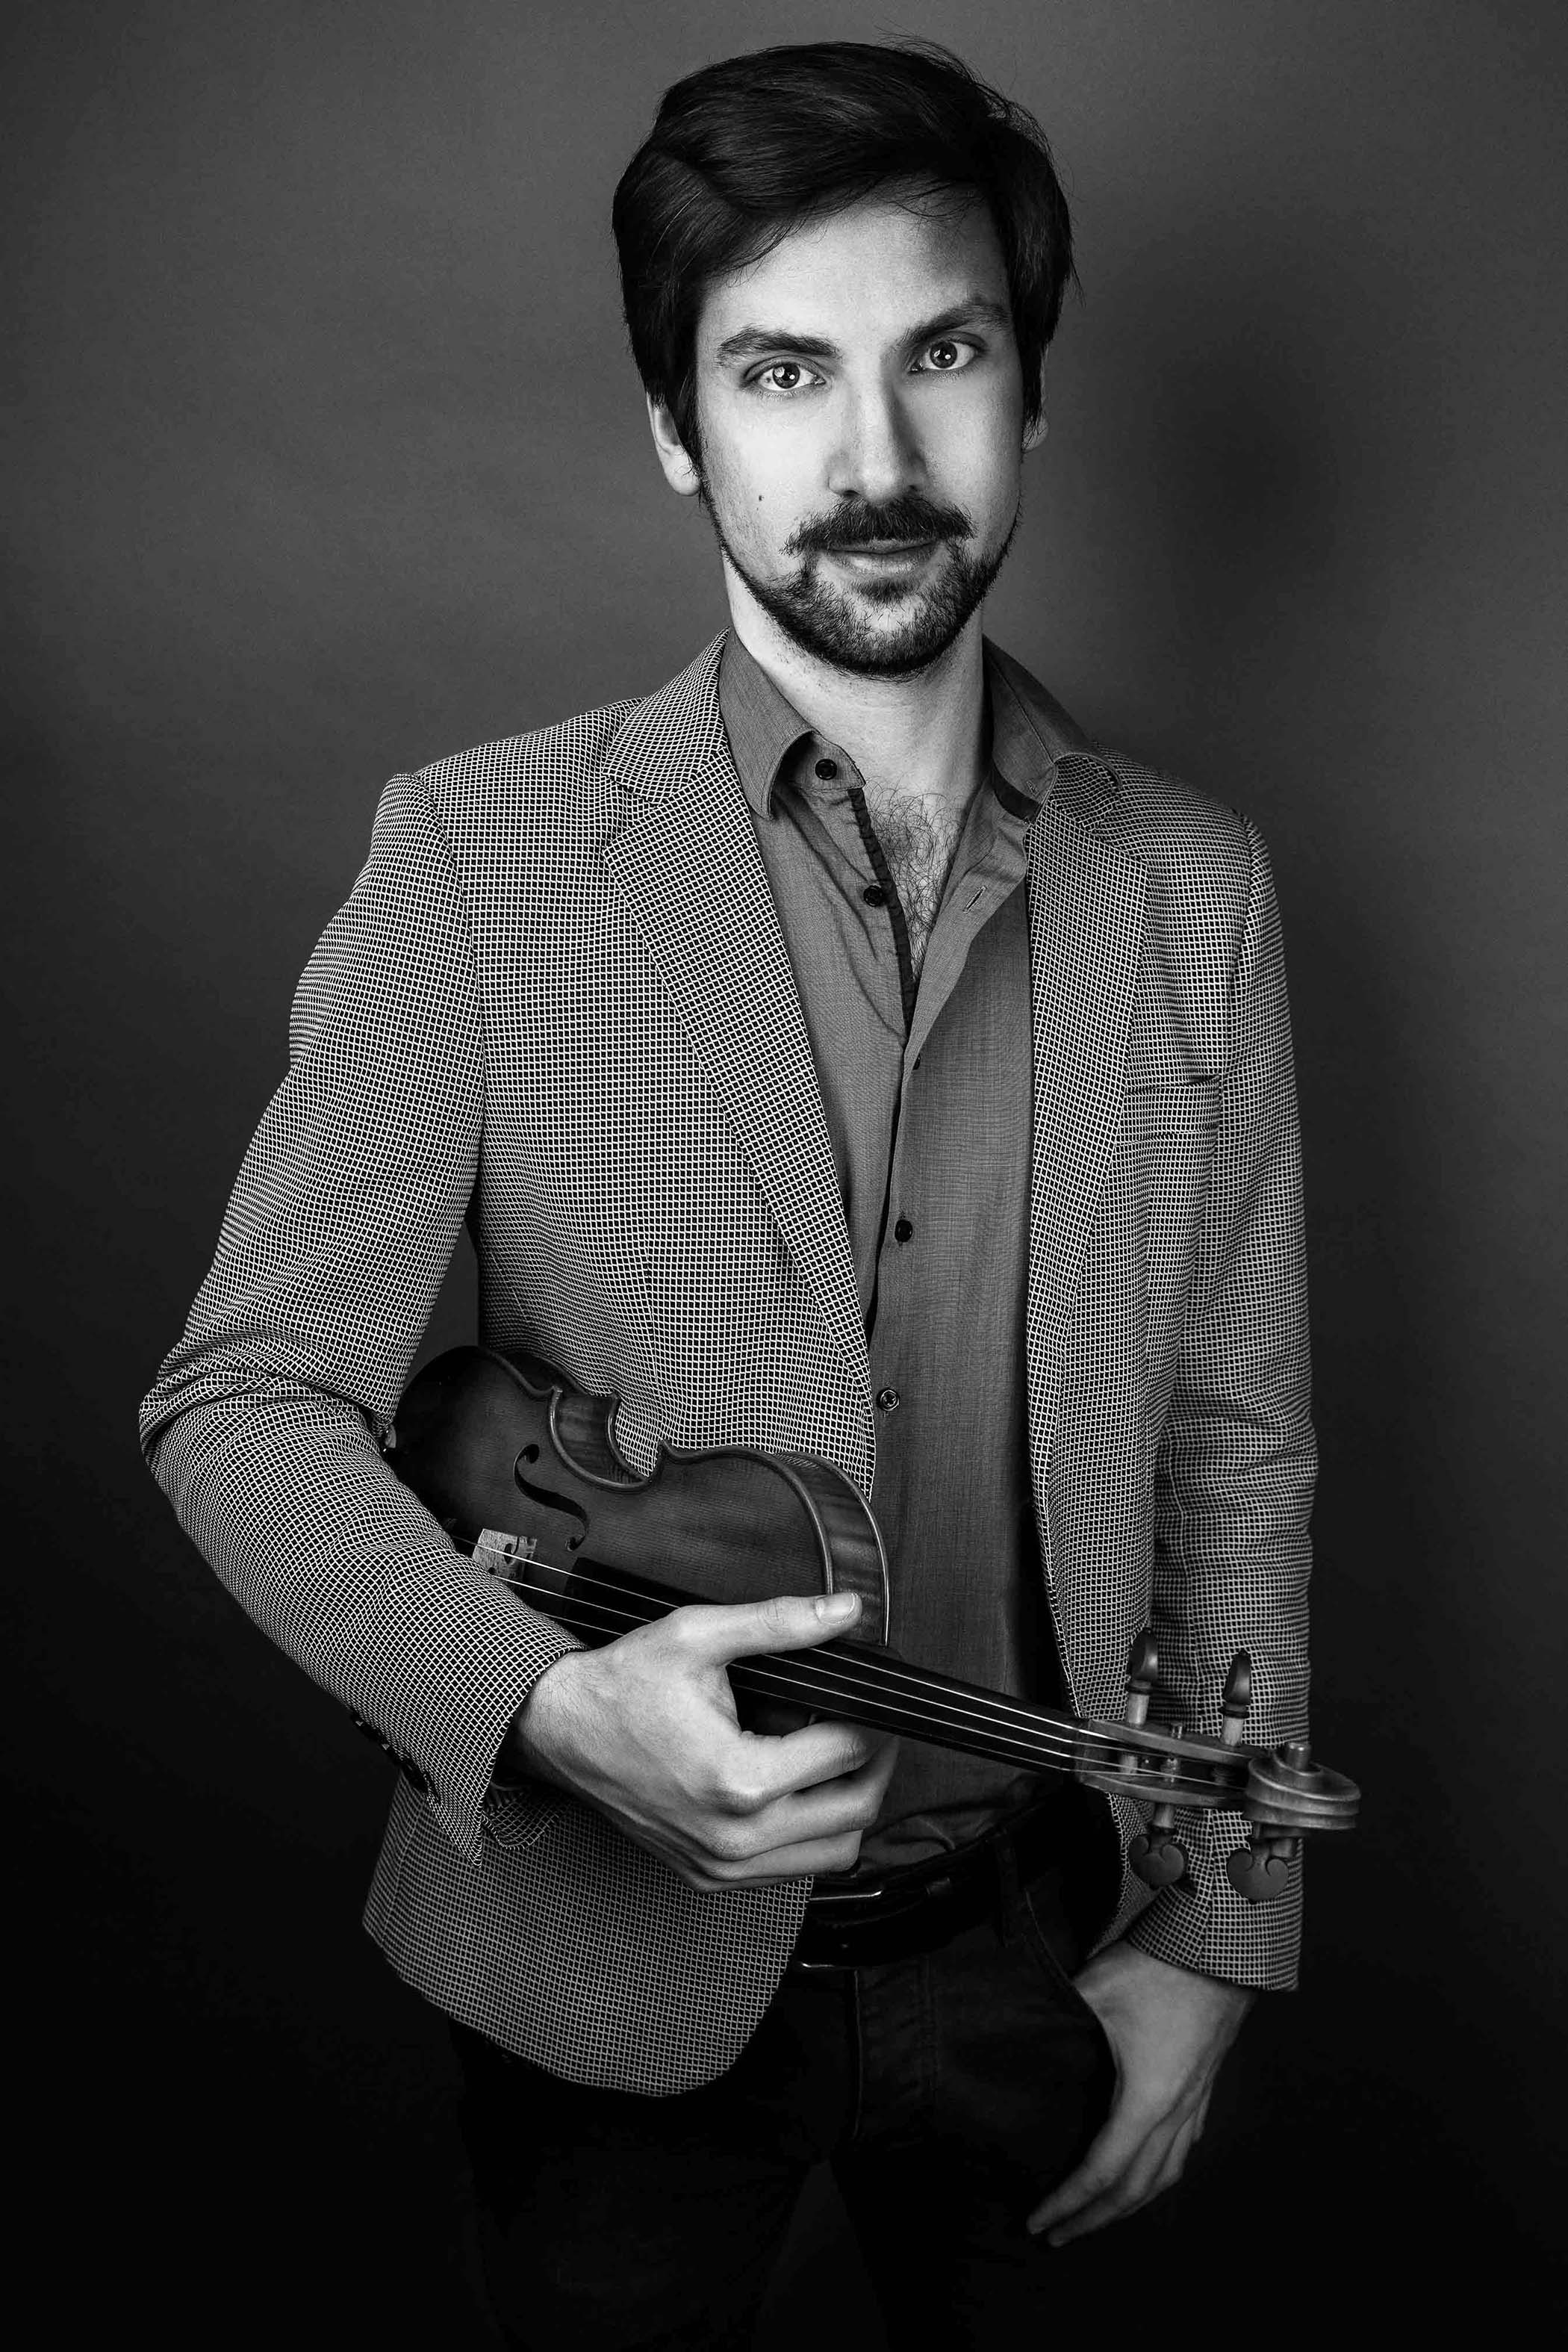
top-left (673, 188), bottom-right (1028, 677)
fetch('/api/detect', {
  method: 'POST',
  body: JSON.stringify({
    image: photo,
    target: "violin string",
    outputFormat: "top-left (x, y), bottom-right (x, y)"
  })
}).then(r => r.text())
top-left (508, 1555), bottom-right (1228, 1775)
top-left (525, 1579), bottom-right (1089, 1764)
top-left (510, 1568), bottom-right (1231, 1783)
top-left (541, 1592), bottom-right (1085, 1769)
top-left (732, 1664), bottom-right (1233, 1804)
top-left (741, 1657), bottom-right (1091, 1771)
top-left (523, 1557), bottom-right (1119, 1750)
top-left (511, 1581), bottom-right (1238, 1802)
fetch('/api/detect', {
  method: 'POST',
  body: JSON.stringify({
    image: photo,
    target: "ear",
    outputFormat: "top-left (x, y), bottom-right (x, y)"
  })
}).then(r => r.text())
top-left (1022, 409), bottom-right (1048, 453)
top-left (646, 393), bottom-right (703, 497)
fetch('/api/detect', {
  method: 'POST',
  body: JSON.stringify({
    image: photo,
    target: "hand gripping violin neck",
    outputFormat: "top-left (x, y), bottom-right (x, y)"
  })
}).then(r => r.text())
top-left (384, 1348), bottom-right (1360, 1900)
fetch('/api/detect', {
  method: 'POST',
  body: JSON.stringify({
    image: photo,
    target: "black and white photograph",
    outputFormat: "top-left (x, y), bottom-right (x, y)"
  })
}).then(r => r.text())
top-left (5, 3), bottom-right (1564, 2341)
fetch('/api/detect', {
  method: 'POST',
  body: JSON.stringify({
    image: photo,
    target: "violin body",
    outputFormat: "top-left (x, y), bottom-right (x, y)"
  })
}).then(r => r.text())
top-left (385, 1346), bottom-right (1360, 1899)
top-left (387, 1344), bottom-right (895, 1639)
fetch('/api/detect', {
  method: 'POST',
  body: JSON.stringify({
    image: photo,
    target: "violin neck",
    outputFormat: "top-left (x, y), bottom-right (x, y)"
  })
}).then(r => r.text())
top-left (497, 1551), bottom-right (1086, 1781)
top-left (733, 1654), bottom-right (1074, 1775)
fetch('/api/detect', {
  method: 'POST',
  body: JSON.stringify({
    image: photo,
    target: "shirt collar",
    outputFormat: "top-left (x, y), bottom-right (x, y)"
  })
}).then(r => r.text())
top-left (718, 630), bottom-right (1098, 821)
top-left (718, 632), bottom-right (816, 819)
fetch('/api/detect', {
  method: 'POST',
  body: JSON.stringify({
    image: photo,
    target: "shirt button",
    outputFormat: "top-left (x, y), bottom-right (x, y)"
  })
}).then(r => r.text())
top-left (815, 757), bottom-right (839, 781)
top-left (894, 1217), bottom-right (913, 1244)
top-left (862, 884), bottom-right (886, 907)
top-left (876, 1386), bottom-right (901, 1413)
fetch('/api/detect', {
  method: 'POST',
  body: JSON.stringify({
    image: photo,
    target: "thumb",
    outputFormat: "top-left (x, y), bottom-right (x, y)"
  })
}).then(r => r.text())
top-left (680, 1587), bottom-right (863, 1664)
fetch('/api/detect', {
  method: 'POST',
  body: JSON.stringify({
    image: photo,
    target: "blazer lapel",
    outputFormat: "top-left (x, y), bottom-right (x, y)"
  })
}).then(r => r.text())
top-left (601, 641), bottom-right (871, 1408)
top-left (1025, 780), bottom-right (1148, 1518)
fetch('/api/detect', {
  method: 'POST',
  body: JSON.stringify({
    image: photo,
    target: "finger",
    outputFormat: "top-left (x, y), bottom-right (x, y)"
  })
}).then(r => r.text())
top-left (713, 1717), bottom-right (895, 1813)
top-left (1028, 2100), bottom-right (1151, 2234)
top-left (702, 1748), bottom-right (898, 1864)
top-left (673, 1589), bottom-right (864, 1666)
top-left (1038, 2146), bottom-right (1169, 2244)
top-left (766, 1722), bottom-right (900, 1796)
top-left (1026, 2058), bottom-right (1204, 2233)
top-left (1161, 2110), bottom-right (1201, 2184)
top-left (580, 1797), bottom-right (873, 1892)
top-left (677, 1829), bottom-right (883, 1888)
top-left (1040, 2112), bottom-right (1200, 2246)
top-left (1040, 2147), bottom-right (1185, 2243)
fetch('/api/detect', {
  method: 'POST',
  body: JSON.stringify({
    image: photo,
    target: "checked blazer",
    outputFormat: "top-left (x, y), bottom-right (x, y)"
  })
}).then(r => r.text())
top-left (140, 633), bottom-right (1314, 2097)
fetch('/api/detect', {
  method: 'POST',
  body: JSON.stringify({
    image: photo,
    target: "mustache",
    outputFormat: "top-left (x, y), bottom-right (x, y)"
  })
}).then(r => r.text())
top-left (785, 495), bottom-right (974, 556)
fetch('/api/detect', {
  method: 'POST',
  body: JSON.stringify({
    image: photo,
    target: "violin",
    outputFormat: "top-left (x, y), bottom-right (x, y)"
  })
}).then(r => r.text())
top-left (386, 1346), bottom-right (1360, 1901)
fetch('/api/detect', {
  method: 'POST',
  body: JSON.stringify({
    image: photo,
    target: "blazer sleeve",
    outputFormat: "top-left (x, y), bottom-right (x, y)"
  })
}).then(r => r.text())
top-left (137, 769), bottom-right (578, 1862)
top-left (1131, 816), bottom-right (1316, 1988)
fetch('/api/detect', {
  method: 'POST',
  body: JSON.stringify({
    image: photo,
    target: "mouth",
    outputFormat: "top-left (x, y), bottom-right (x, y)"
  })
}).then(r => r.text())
top-left (825, 539), bottom-right (941, 571)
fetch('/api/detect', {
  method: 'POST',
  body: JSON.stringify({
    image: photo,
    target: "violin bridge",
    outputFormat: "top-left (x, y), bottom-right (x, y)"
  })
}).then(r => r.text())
top-left (474, 1527), bottom-right (538, 1577)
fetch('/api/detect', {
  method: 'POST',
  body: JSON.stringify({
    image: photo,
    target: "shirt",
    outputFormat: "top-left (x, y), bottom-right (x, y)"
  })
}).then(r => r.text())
top-left (718, 633), bottom-right (1092, 1866)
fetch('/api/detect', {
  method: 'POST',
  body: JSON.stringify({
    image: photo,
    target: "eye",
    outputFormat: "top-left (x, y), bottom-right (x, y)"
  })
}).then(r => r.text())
top-left (752, 360), bottom-right (822, 395)
top-left (915, 339), bottom-right (974, 373)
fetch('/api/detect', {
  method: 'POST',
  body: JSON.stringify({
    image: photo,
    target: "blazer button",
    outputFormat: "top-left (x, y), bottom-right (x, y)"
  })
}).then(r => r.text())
top-left (876, 1386), bottom-right (901, 1413)
top-left (894, 1217), bottom-right (913, 1244)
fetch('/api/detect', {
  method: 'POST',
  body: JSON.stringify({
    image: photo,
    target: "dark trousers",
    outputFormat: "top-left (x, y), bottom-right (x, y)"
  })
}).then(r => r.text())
top-left (452, 1814), bottom-right (1120, 2351)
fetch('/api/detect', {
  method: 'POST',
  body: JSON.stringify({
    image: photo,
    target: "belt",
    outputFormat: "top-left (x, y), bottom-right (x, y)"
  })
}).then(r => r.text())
top-left (791, 1784), bottom-right (1102, 1972)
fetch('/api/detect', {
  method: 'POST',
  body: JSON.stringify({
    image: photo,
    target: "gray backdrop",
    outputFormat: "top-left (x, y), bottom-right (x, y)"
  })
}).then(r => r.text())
top-left (6, 0), bottom-right (1564, 2333)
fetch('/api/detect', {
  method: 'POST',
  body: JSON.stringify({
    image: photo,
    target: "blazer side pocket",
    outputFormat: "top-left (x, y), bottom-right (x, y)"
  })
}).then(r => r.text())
top-left (1124, 1078), bottom-right (1222, 1133)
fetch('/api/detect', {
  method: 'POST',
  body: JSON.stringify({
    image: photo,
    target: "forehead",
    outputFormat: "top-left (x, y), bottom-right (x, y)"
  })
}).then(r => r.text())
top-left (696, 189), bottom-right (1010, 353)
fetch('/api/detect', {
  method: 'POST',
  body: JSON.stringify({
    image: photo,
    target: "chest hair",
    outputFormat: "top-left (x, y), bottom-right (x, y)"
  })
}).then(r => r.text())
top-left (861, 789), bottom-right (966, 974)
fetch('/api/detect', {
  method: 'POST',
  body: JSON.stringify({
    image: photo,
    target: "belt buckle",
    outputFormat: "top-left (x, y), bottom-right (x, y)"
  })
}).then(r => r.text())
top-left (791, 1865), bottom-right (968, 1973)
top-left (794, 1874), bottom-right (895, 1973)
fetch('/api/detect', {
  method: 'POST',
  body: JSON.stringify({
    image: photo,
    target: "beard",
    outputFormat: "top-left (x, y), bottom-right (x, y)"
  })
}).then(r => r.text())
top-left (702, 487), bottom-right (1019, 679)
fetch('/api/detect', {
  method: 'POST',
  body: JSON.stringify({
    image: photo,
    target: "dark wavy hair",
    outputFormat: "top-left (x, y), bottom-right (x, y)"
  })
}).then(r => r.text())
top-left (612, 40), bottom-right (1075, 463)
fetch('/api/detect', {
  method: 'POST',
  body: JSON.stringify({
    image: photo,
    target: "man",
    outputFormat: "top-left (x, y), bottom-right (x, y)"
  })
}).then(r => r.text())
top-left (140, 40), bottom-right (1313, 2351)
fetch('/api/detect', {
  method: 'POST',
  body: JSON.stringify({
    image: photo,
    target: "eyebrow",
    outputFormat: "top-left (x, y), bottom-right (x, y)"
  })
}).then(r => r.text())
top-left (712, 297), bottom-right (1012, 367)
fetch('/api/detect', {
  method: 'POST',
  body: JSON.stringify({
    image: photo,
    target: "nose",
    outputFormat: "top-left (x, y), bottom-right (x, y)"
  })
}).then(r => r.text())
top-left (826, 373), bottom-right (924, 507)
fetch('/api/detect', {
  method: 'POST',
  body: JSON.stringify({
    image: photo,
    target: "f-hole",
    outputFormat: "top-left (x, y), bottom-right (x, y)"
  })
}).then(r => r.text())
top-left (513, 1442), bottom-right (591, 1551)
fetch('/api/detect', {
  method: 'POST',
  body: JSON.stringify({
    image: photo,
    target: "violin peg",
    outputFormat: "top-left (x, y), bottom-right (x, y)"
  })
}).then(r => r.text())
top-left (1222, 1651), bottom-right (1253, 1748)
top-left (1123, 1630), bottom-right (1158, 1729)
top-left (1130, 1779), bottom-right (1187, 1887)
top-left (1225, 1831), bottom-right (1298, 1904)
top-left (1130, 1827), bottom-right (1189, 1888)
top-left (1126, 1629), bottom-right (1158, 1689)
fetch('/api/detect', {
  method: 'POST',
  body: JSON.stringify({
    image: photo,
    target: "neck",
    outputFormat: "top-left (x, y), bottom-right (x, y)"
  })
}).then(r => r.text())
top-left (724, 575), bottom-right (989, 819)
